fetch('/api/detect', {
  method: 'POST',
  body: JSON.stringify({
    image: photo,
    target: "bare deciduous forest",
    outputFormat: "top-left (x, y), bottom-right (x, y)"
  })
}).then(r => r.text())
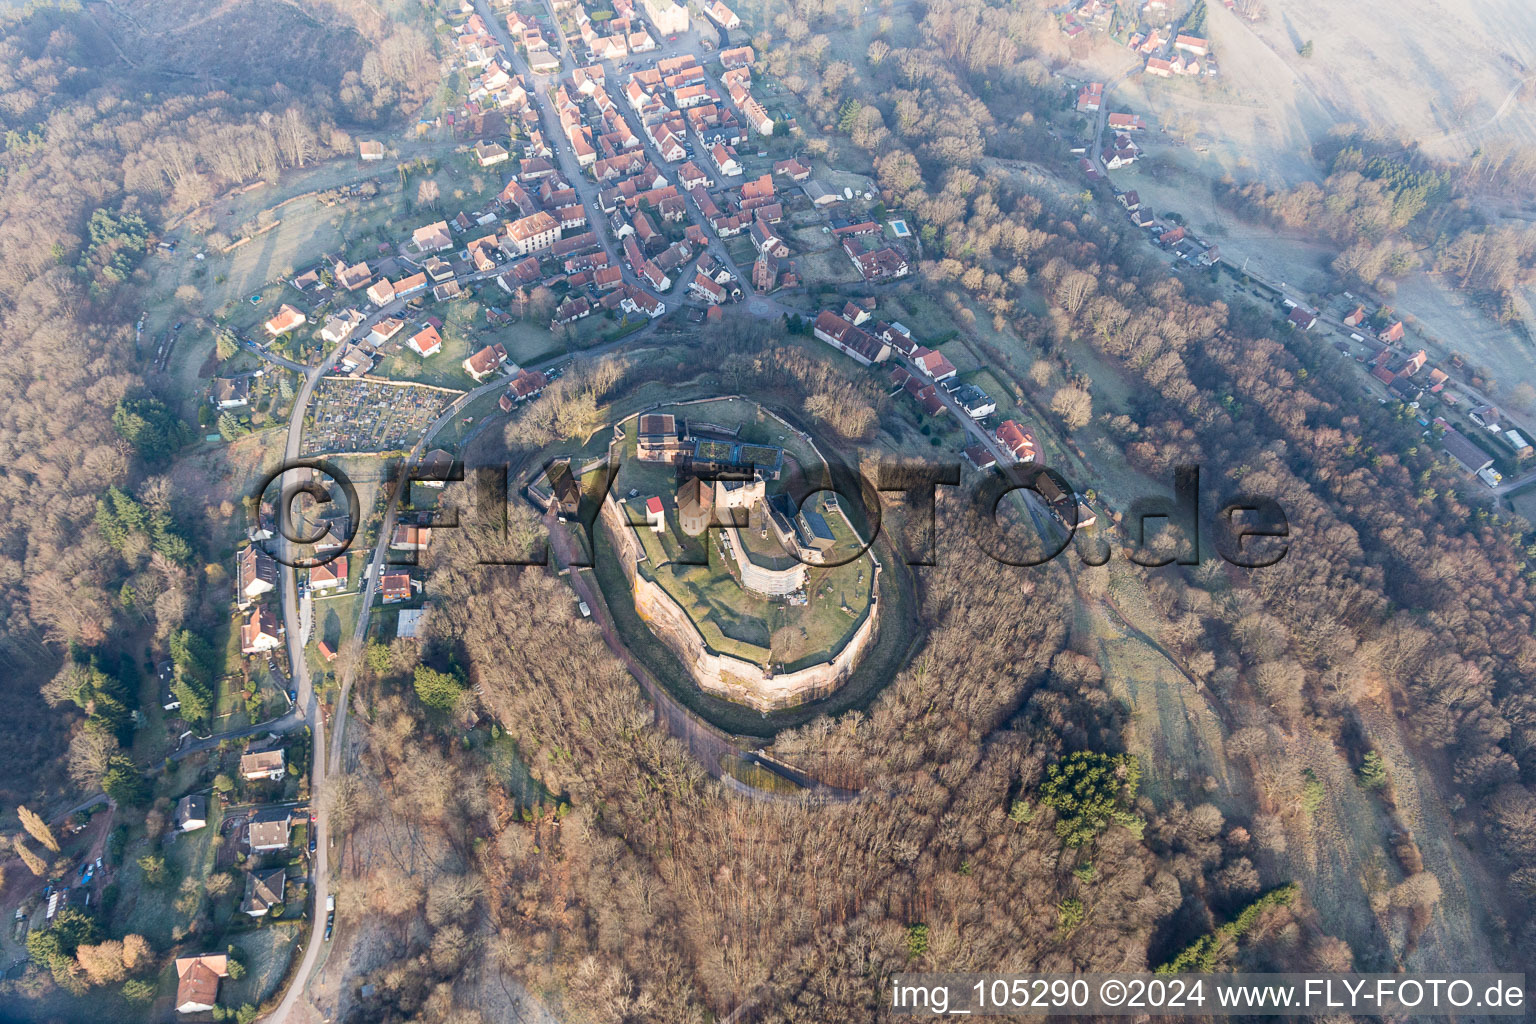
top-left (336, 496), bottom-right (1303, 1022)
top-left (5, 0), bottom-right (1536, 1019)
top-left (0, 1), bottom-right (433, 800)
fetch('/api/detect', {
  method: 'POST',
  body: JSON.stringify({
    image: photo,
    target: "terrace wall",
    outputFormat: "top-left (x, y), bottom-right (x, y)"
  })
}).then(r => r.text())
top-left (601, 495), bottom-right (880, 712)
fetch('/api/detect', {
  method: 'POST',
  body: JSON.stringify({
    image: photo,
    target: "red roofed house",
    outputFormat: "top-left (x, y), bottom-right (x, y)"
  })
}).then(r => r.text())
top-left (678, 161), bottom-right (712, 191)
top-left (709, 143), bottom-right (741, 177)
top-left (964, 445), bottom-right (997, 470)
top-left (505, 211), bottom-right (561, 255)
top-left (366, 278), bottom-right (396, 307)
top-left (474, 141), bottom-right (510, 167)
top-left (265, 304), bottom-right (307, 337)
top-left (773, 158), bottom-right (810, 181)
top-left (1286, 307), bottom-right (1317, 331)
top-left (1379, 320), bottom-right (1405, 343)
top-left (463, 343), bottom-right (509, 381)
top-left (409, 324), bottom-right (443, 357)
top-left (705, 0), bottom-right (740, 29)
top-left (175, 955), bottom-right (230, 1014)
top-left (335, 260), bottom-right (372, 290)
top-left (995, 420), bottom-right (1038, 463)
top-left (378, 571), bottom-right (414, 604)
top-left (507, 369), bottom-right (548, 401)
top-left (412, 220), bottom-right (453, 253)
top-left (719, 46), bottom-right (755, 70)
top-left (391, 524), bottom-right (432, 552)
top-left (1343, 305), bottom-right (1366, 326)
top-left (1107, 112), bottom-right (1146, 131)
top-left (393, 272), bottom-right (428, 299)
top-left (368, 317), bottom-right (405, 346)
top-left (812, 311), bottom-right (891, 366)
top-left (913, 346), bottom-right (957, 382)
top-left (621, 285), bottom-right (666, 319)
top-left (1077, 82), bottom-right (1104, 112)
top-left (240, 607), bottom-right (282, 654)
top-left (308, 555), bottom-right (348, 592)
top-left (237, 545), bottom-right (277, 606)
top-left (741, 173), bottom-right (775, 201)
top-left (644, 495), bottom-right (665, 532)
top-left (688, 271), bottom-right (727, 305)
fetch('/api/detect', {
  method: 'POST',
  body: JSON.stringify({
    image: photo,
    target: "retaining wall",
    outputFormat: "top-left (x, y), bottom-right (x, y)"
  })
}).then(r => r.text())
top-left (601, 495), bottom-right (880, 712)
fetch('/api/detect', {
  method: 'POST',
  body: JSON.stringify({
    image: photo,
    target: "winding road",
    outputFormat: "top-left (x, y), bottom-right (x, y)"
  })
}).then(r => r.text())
top-left (256, 13), bottom-right (858, 1018)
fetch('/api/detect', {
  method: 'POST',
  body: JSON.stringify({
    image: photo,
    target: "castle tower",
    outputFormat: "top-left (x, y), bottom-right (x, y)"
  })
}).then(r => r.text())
top-left (677, 476), bottom-right (715, 536)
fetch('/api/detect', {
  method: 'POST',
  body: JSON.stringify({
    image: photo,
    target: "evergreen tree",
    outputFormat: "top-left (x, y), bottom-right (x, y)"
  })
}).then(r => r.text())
top-left (113, 397), bottom-right (188, 461)
top-left (103, 756), bottom-right (149, 805)
top-left (413, 666), bottom-right (466, 713)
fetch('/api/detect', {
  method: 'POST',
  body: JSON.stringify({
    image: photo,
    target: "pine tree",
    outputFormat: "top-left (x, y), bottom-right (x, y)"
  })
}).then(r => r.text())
top-left (217, 411), bottom-right (249, 441)
top-left (836, 98), bottom-right (863, 133)
top-left (17, 805), bottom-right (59, 852)
top-left (13, 838), bottom-right (47, 877)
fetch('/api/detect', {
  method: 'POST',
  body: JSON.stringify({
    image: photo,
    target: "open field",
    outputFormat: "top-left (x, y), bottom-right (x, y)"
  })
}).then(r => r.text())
top-left (1388, 274), bottom-right (1536, 399)
top-left (167, 427), bottom-right (290, 555)
top-left (224, 922), bottom-right (304, 1007)
top-left (110, 810), bottom-right (223, 947)
top-left (1236, 0), bottom-right (1536, 162)
top-left (147, 178), bottom-right (403, 339)
top-left (1080, 0), bottom-right (1536, 182)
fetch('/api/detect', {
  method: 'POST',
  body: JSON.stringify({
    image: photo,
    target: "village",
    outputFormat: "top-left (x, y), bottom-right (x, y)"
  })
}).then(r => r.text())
top-left (1052, 45), bottom-right (1536, 502)
top-left (12, 0), bottom-right (1536, 1018)
top-left (1065, 106), bottom-right (1536, 493)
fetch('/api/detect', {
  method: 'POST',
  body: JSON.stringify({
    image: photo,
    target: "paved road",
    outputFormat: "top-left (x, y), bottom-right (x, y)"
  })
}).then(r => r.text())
top-left (1085, 103), bottom-right (1536, 494)
top-left (1495, 465), bottom-right (1536, 495)
top-left (262, 15), bottom-right (843, 1019)
top-left (1091, 68), bottom-right (1137, 160)
top-left (478, 0), bottom-right (804, 320)
top-left (477, 0), bottom-right (636, 290)
top-left (242, 337), bottom-right (307, 373)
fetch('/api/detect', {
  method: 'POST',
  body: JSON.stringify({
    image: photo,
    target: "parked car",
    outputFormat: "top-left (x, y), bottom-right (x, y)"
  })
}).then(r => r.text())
top-left (288, 688), bottom-right (298, 704)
